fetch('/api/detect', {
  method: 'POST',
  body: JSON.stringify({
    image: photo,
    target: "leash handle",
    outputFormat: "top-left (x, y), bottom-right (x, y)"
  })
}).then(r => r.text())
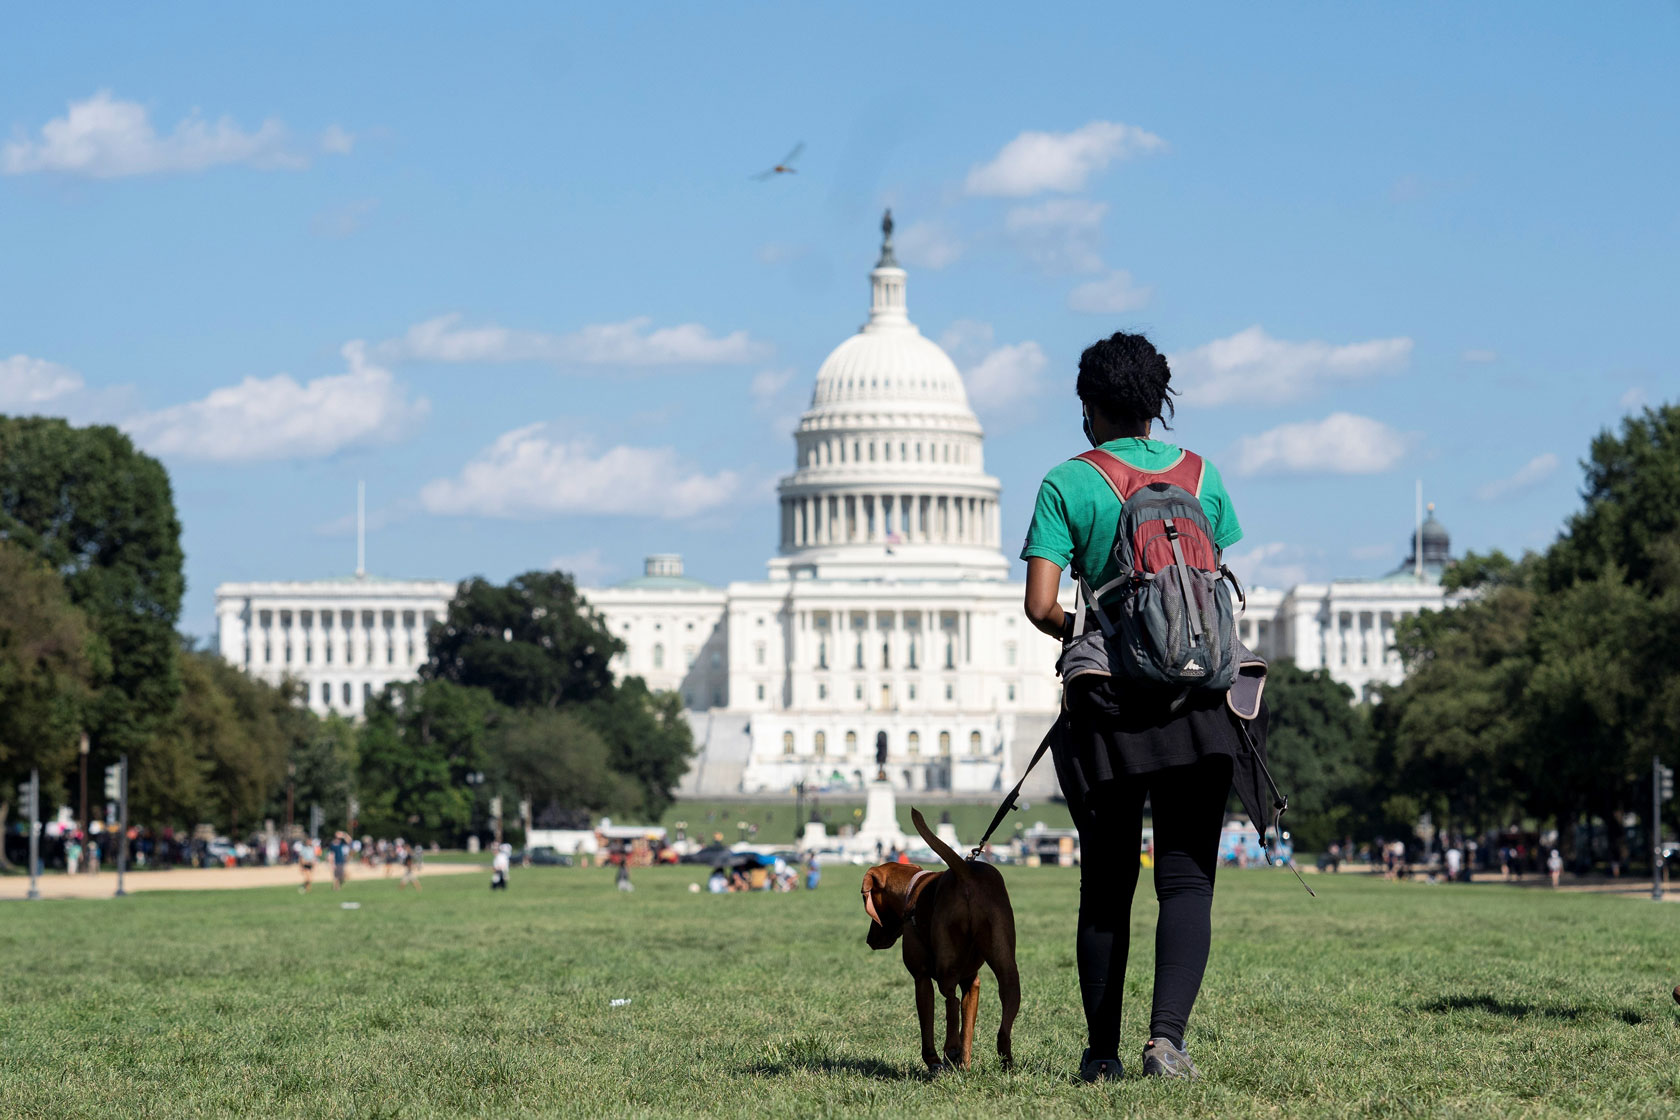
top-left (969, 720), bottom-right (1058, 860)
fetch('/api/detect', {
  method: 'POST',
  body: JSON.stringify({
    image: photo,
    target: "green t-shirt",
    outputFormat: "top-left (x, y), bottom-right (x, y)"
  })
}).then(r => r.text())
top-left (1020, 438), bottom-right (1242, 597)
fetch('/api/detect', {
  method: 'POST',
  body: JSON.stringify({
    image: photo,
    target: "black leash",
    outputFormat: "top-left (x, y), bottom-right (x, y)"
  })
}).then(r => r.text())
top-left (1235, 717), bottom-right (1315, 897)
top-left (968, 720), bottom-right (1058, 861)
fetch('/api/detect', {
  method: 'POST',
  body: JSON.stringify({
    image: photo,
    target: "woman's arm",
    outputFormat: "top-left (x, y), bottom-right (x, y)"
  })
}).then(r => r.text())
top-left (1024, 557), bottom-right (1067, 640)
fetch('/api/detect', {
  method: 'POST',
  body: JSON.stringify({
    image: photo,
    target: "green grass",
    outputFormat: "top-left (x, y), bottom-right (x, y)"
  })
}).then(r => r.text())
top-left (0, 867), bottom-right (1676, 1118)
top-left (659, 797), bottom-right (1076, 846)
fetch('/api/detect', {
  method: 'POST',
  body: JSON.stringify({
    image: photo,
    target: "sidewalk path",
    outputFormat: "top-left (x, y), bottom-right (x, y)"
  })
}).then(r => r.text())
top-left (0, 861), bottom-right (483, 900)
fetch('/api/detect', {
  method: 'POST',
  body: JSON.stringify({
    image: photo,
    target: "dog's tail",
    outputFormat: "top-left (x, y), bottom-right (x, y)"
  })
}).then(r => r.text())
top-left (911, 807), bottom-right (968, 878)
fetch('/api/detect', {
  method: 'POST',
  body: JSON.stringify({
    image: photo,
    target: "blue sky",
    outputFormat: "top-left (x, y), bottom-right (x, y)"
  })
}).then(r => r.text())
top-left (3, 3), bottom-right (1675, 638)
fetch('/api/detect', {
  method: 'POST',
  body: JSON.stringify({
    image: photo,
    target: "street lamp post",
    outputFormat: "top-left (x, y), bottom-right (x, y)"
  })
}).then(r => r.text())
top-left (78, 731), bottom-right (89, 870)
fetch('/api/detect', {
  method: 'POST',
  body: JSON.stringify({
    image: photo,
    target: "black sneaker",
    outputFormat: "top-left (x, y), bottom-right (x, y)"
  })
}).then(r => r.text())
top-left (1078, 1047), bottom-right (1123, 1082)
top-left (1141, 1037), bottom-right (1199, 1079)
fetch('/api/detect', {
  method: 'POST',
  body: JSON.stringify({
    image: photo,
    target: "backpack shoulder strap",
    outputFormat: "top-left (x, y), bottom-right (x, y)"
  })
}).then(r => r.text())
top-left (1074, 447), bottom-right (1207, 501)
top-left (1073, 448), bottom-right (1147, 503)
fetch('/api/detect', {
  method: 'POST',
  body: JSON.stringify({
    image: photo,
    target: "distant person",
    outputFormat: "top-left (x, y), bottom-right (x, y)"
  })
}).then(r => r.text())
top-left (88, 840), bottom-right (100, 877)
top-left (296, 839), bottom-right (316, 893)
top-left (330, 833), bottom-right (350, 891)
top-left (1445, 845), bottom-right (1463, 883)
top-left (1547, 848), bottom-right (1563, 888)
top-left (616, 861), bottom-right (634, 893)
top-left (399, 846), bottom-right (421, 892)
top-left (707, 867), bottom-right (728, 894)
top-left (491, 843), bottom-right (511, 890)
top-left (66, 838), bottom-right (82, 876)
top-left (804, 855), bottom-right (821, 891)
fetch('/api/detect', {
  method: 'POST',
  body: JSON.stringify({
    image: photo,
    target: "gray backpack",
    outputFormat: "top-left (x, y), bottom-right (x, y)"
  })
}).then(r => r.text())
top-left (1057, 448), bottom-right (1243, 696)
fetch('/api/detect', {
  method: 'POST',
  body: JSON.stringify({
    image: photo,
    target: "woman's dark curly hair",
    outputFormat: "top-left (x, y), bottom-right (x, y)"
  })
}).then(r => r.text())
top-left (1076, 331), bottom-right (1177, 429)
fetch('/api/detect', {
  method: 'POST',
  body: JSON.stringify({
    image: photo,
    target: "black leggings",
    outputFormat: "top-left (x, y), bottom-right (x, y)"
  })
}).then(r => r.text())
top-left (1071, 755), bottom-right (1232, 1057)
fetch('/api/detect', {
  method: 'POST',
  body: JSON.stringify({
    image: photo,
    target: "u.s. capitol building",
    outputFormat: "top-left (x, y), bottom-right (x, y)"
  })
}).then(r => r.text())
top-left (214, 214), bottom-right (1458, 799)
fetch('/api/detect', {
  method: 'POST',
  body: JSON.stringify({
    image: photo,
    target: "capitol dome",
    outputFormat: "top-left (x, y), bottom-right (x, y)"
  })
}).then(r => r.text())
top-left (771, 212), bottom-right (1006, 582)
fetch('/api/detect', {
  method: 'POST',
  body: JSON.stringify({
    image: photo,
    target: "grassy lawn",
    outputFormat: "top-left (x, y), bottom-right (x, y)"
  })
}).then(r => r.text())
top-left (0, 865), bottom-right (1675, 1118)
top-left (658, 797), bottom-right (1076, 846)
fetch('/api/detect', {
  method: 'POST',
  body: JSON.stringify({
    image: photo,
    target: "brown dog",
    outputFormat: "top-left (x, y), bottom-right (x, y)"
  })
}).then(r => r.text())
top-left (861, 808), bottom-right (1020, 1071)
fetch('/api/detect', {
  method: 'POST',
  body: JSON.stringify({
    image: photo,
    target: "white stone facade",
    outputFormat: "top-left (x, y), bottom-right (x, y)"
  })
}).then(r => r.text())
top-left (214, 577), bottom-right (455, 717)
top-left (211, 215), bottom-right (1460, 793)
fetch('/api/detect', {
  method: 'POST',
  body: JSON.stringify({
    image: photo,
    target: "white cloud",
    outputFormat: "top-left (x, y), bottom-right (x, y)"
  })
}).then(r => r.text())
top-left (420, 424), bottom-right (740, 518)
top-left (376, 313), bottom-right (770, 367)
top-left (0, 90), bottom-right (335, 178)
top-left (1461, 348), bottom-right (1498, 364)
top-left (552, 548), bottom-right (614, 586)
top-left (1170, 326), bottom-right (1413, 407)
top-left (311, 198), bottom-right (378, 238)
top-left (0, 355), bottom-right (84, 408)
top-left (124, 342), bottom-right (428, 462)
top-left (1068, 269), bottom-right (1152, 314)
top-left (895, 222), bottom-right (963, 270)
top-left (1475, 453), bottom-right (1559, 501)
top-left (1005, 198), bottom-right (1107, 274)
top-left (965, 120), bottom-right (1165, 197)
top-left (319, 125), bottom-right (355, 155)
top-left (1621, 387), bottom-right (1647, 410)
top-left (1231, 413), bottom-right (1411, 477)
top-left (1226, 542), bottom-right (1312, 591)
top-left (750, 368), bottom-right (795, 402)
top-left (939, 321), bottom-right (1049, 413)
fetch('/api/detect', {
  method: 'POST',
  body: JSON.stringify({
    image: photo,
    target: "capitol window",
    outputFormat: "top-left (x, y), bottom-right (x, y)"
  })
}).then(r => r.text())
top-left (944, 683), bottom-right (953, 701)
top-left (321, 682), bottom-right (331, 705)
top-left (854, 683), bottom-right (863, 700)
top-left (1007, 684), bottom-right (1016, 701)
top-left (653, 644), bottom-right (665, 669)
top-left (1005, 643), bottom-right (1016, 667)
top-left (343, 682), bottom-right (353, 706)
top-left (938, 731), bottom-right (951, 756)
top-left (755, 643), bottom-right (766, 665)
top-left (815, 732), bottom-right (827, 757)
top-left (844, 730), bottom-right (857, 755)
top-left (782, 731), bottom-right (794, 755)
top-left (757, 683), bottom-right (765, 701)
top-left (908, 731), bottom-right (920, 757)
top-left (818, 683), bottom-right (827, 699)
top-left (970, 731), bottom-right (982, 755)
top-left (908, 683), bottom-right (917, 700)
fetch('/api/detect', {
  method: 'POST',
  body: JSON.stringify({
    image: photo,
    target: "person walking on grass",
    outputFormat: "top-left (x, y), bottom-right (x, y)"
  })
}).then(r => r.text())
top-left (1021, 332), bottom-right (1258, 1083)
top-left (1548, 848), bottom-right (1563, 888)
top-left (329, 832), bottom-right (350, 891)
top-left (399, 845), bottom-right (421, 891)
top-left (616, 859), bottom-right (634, 893)
top-left (491, 842), bottom-right (511, 890)
top-left (296, 838), bottom-right (316, 893)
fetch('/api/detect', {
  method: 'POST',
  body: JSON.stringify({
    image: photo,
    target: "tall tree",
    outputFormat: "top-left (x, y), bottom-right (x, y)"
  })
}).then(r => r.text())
top-left (357, 681), bottom-right (496, 843)
top-left (490, 707), bottom-right (638, 826)
top-left (421, 571), bottom-right (622, 709)
top-left (0, 418), bottom-right (184, 777)
top-left (1545, 404), bottom-right (1680, 593)
top-left (0, 541), bottom-right (103, 855)
top-left (1259, 661), bottom-right (1376, 851)
top-left (586, 679), bottom-right (695, 819)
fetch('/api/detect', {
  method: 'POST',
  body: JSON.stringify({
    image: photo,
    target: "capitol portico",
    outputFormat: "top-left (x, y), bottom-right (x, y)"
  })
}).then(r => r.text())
top-left (214, 212), bottom-right (1464, 800)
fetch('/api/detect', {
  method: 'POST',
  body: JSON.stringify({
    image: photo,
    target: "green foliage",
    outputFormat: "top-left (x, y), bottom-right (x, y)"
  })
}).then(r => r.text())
top-left (142, 647), bottom-right (292, 832)
top-left (584, 678), bottom-right (695, 818)
top-left (1545, 403), bottom-right (1680, 592)
top-left (1259, 661), bottom-right (1375, 851)
top-left (490, 707), bottom-right (638, 825)
top-left (1376, 402), bottom-right (1680, 859)
top-left (0, 540), bottom-right (103, 807)
top-left (422, 570), bottom-right (623, 709)
top-left (282, 713), bottom-right (359, 830)
top-left (356, 681), bottom-right (496, 843)
top-left (0, 417), bottom-right (183, 777)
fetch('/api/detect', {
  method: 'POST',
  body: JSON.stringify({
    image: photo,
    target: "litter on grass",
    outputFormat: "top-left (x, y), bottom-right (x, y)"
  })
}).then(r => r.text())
top-left (341, 902), bottom-right (361, 910)
top-left (610, 998), bottom-right (632, 1007)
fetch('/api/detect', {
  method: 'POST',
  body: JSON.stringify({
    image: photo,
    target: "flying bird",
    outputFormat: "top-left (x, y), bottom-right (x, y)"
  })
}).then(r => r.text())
top-left (752, 142), bottom-right (804, 180)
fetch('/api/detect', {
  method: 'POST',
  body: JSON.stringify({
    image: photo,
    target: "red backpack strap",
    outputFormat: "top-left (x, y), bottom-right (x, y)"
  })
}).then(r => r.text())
top-left (1073, 449), bottom-right (1147, 502)
top-left (1074, 448), bottom-right (1206, 500)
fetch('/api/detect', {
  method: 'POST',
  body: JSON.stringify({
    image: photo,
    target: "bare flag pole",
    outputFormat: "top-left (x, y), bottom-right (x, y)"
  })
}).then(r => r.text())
top-left (356, 480), bottom-right (366, 577)
top-left (1414, 479), bottom-right (1423, 580)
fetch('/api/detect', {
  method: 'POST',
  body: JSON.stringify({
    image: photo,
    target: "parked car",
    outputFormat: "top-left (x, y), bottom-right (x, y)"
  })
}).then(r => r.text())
top-left (515, 845), bottom-right (572, 867)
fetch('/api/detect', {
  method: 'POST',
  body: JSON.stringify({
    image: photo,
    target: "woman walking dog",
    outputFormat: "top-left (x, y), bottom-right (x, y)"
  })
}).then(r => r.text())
top-left (1021, 331), bottom-right (1268, 1082)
